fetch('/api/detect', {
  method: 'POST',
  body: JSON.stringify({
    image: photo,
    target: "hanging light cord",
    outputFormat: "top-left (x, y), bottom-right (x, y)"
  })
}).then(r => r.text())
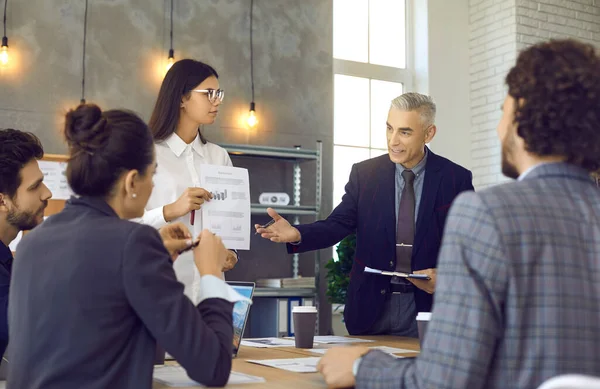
top-left (80, 0), bottom-right (89, 104)
top-left (3, 0), bottom-right (7, 38)
top-left (250, 0), bottom-right (255, 103)
top-left (169, 0), bottom-right (174, 52)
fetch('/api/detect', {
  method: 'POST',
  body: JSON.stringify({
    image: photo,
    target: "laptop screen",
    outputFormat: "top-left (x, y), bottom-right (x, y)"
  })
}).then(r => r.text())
top-left (228, 282), bottom-right (255, 356)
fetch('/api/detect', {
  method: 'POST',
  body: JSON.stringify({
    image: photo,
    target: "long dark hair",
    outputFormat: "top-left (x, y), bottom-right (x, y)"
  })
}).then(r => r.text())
top-left (149, 59), bottom-right (219, 145)
top-left (64, 104), bottom-right (154, 198)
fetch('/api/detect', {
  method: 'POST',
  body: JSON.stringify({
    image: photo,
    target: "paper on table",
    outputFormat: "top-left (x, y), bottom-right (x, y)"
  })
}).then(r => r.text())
top-left (370, 346), bottom-right (418, 355)
top-left (38, 160), bottom-right (73, 200)
top-left (153, 365), bottom-right (265, 387)
top-left (246, 357), bottom-right (321, 373)
top-left (312, 336), bottom-right (375, 344)
top-left (308, 345), bottom-right (414, 355)
top-left (199, 165), bottom-right (251, 250)
top-left (241, 338), bottom-right (297, 348)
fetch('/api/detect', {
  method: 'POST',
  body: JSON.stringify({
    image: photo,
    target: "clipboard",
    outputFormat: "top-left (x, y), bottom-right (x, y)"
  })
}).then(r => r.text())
top-left (364, 266), bottom-right (431, 280)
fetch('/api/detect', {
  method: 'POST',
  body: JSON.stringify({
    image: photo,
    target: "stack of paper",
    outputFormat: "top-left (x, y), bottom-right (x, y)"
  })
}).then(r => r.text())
top-left (255, 277), bottom-right (315, 289)
top-left (153, 366), bottom-right (265, 387)
top-left (240, 338), bottom-right (297, 348)
top-left (255, 278), bottom-right (282, 288)
top-left (281, 277), bottom-right (315, 288)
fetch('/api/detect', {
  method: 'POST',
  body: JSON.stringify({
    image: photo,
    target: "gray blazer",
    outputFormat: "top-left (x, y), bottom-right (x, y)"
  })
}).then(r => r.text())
top-left (8, 196), bottom-right (234, 389)
top-left (356, 163), bottom-right (600, 389)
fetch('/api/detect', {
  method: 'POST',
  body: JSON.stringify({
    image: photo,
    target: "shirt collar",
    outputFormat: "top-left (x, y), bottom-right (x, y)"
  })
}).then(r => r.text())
top-left (518, 162), bottom-right (558, 181)
top-left (396, 148), bottom-right (428, 177)
top-left (164, 132), bottom-right (205, 158)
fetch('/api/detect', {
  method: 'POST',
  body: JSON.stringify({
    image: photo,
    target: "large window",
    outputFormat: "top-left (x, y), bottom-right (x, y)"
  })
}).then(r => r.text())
top-left (333, 0), bottom-right (411, 206)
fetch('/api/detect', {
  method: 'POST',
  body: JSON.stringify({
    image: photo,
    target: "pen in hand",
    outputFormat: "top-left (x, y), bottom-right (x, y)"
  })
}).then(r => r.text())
top-left (255, 219), bottom-right (276, 235)
top-left (177, 239), bottom-right (200, 255)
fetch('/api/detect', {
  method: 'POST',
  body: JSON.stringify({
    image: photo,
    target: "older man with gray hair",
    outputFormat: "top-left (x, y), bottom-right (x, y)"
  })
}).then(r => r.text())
top-left (256, 92), bottom-right (473, 336)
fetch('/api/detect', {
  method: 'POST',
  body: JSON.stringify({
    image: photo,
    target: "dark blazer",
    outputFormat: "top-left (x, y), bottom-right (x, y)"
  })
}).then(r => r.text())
top-left (0, 241), bottom-right (12, 360)
top-left (288, 149), bottom-right (474, 335)
top-left (8, 196), bottom-right (234, 389)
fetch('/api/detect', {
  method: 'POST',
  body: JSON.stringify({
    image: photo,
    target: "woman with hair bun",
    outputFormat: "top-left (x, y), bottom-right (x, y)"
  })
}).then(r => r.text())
top-left (7, 104), bottom-right (246, 389)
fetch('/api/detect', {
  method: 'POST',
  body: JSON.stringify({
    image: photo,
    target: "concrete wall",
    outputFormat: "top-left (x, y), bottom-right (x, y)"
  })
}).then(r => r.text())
top-left (0, 0), bottom-right (333, 334)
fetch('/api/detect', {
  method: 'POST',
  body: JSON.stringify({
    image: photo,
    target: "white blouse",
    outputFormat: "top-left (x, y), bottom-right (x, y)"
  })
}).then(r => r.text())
top-left (140, 133), bottom-right (232, 302)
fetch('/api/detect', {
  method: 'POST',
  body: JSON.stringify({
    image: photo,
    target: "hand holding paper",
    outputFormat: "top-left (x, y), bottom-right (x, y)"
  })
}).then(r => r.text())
top-left (407, 268), bottom-right (437, 294)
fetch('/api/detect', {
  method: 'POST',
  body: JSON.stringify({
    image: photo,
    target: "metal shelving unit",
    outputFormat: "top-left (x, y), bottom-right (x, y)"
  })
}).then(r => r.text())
top-left (253, 288), bottom-right (317, 298)
top-left (219, 141), bottom-right (323, 332)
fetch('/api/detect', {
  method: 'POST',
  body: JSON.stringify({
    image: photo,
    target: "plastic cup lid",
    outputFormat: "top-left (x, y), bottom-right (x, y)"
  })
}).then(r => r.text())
top-left (292, 306), bottom-right (317, 313)
top-left (416, 312), bottom-right (432, 321)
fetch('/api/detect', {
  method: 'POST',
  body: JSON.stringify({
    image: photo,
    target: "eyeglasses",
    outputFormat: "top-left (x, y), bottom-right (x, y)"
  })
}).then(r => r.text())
top-left (191, 89), bottom-right (225, 104)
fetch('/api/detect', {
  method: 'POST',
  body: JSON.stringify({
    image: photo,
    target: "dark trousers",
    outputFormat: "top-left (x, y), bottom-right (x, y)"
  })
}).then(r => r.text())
top-left (368, 292), bottom-right (418, 337)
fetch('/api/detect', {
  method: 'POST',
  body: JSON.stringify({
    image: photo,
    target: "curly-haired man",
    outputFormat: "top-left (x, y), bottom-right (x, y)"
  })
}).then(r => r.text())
top-left (318, 39), bottom-right (600, 389)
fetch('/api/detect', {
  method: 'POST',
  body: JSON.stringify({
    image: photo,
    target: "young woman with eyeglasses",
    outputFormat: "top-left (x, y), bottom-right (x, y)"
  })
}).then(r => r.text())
top-left (142, 59), bottom-right (237, 302)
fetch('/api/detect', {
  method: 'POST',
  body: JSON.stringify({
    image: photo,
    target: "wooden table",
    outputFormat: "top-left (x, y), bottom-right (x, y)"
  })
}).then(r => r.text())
top-left (153, 336), bottom-right (420, 388)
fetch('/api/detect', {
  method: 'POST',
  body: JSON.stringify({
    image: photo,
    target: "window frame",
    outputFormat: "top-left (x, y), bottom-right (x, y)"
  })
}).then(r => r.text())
top-left (332, 0), bottom-right (414, 206)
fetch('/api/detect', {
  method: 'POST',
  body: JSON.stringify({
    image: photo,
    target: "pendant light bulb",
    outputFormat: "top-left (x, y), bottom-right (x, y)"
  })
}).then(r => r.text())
top-left (246, 102), bottom-right (258, 128)
top-left (0, 37), bottom-right (8, 66)
top-left (166, 49), bottom-right (174, 72)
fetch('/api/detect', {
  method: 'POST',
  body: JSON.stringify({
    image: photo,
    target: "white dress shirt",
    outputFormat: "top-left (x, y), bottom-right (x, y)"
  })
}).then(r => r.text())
top-left (140, 133), bottom-right (232, 303)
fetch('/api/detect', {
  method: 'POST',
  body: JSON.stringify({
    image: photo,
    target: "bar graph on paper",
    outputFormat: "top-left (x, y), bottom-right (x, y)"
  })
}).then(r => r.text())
top-left (200, 165), bottom-right (251, 250)
top-left (211, 189), bottom-right (228, 201)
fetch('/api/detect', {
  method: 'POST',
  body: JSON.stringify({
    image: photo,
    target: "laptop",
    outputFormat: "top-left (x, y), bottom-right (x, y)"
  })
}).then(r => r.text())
top-left (227, 281), bottom-right (255, 358)
top-left (164, 281), bottom-right (255, 361)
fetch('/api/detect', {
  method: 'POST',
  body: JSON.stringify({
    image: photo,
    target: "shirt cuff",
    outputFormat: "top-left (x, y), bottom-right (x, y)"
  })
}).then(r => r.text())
top-left (290, 240), bottom-right (302, 245)
top-left (353, 356), bottom-right (363, 377)
top-left (141, 207), bottom-right (169, 229)
top-left (195, 275), bottom-right (252, 305)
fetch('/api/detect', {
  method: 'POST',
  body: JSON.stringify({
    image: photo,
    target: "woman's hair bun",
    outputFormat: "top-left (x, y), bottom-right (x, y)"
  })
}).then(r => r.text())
top-left (64, 104), bottom-right (110, 155)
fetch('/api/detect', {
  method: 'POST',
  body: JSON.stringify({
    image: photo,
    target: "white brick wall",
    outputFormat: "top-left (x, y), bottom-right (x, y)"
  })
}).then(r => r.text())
top-left (516, 0), bottom-right (600, 50)
top-left (470, 0), bottom-right (600, 188)
top-left (469, 0), bottom-right (517, 188)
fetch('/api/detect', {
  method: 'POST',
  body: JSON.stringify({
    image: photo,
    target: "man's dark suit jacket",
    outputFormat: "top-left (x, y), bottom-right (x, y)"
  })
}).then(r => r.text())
top-left (0, 241), bottom-right (12, 361)
top-left (288, 150), bottom-right (474, 335)
top-left (8, 196), bottom-right (234, 389)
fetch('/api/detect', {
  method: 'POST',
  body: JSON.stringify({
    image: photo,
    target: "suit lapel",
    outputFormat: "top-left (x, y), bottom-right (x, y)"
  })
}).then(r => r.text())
top-left (413, 150), bottom-right (442, 258)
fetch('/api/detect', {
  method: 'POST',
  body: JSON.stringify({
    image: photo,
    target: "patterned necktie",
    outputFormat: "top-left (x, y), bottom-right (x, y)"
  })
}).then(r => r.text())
top-left (393, 170), bottom-right (415, 281)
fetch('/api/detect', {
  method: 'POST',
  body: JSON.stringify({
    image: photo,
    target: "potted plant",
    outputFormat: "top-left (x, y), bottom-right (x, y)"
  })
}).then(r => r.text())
top-left (325, 233), bottom-right (355, 335)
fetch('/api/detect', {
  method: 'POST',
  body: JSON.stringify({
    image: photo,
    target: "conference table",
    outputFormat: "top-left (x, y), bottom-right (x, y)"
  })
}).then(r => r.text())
top-left (152, 336), bottom-right (420, 389)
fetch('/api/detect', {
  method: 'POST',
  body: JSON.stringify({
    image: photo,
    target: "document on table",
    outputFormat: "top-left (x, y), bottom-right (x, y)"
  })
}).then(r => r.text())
top-left (308, 346), bottom-right (418, 358)
top-left (246, 357), bottom-right (321, 373)
top-left (199, 165), bottom-right (251, 250)
top-left (153, 365), bottom-right (265, 387)
top-left (38, 160), bottom-right (73, 200)
top-left (308, 345), bottom-right (415, 355)
top-left (241, 338), bottom-right (297, 348)
top-left (312, 336), bottom-right (375, 344)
